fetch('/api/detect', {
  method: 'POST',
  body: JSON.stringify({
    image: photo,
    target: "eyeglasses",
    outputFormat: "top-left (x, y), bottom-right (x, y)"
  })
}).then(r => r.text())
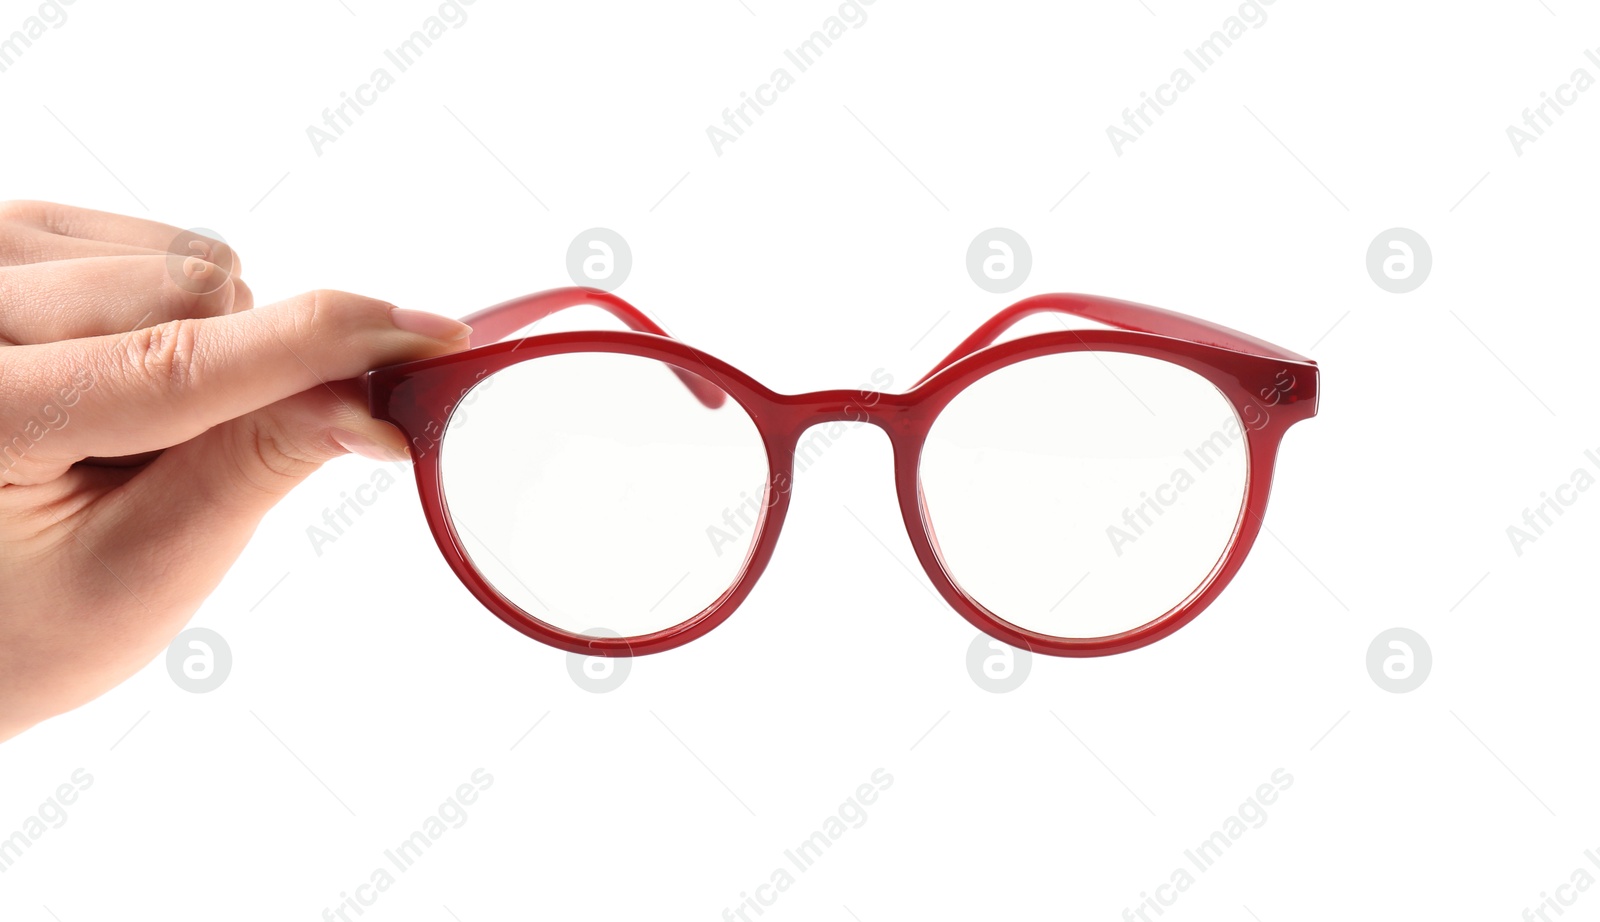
top-left (365, 288), bottom-right (1318, 658)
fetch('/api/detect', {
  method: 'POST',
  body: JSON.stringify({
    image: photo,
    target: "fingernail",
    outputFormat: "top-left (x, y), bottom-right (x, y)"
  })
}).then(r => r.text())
top-left (390, 308), bottom-right (472, 342)
top-left (330, 428), bottom-right (410, 463)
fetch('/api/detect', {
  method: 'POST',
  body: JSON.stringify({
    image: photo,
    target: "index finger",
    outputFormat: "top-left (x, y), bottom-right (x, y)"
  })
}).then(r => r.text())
top-left (0, 291), bottom-right (472, 485)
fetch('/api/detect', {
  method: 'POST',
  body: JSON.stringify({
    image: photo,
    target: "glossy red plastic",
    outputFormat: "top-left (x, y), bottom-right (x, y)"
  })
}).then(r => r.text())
top-left (367, 288), bottom-right (1319, 658)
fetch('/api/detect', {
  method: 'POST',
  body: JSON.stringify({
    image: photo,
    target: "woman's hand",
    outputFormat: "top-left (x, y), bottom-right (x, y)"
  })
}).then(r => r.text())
top-left (0, 201), bottom-right (473, 741)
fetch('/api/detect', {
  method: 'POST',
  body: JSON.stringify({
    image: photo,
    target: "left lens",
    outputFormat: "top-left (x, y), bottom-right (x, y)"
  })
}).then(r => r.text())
top-left (438, 351), bottom-right (770, 639)
top-left (918, 349), bottom-right (1248, 640)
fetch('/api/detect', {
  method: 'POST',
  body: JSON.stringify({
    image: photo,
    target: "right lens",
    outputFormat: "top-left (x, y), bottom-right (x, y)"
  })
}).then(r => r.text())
top-left (918, 350), bottom-right (1248, 640)
top-left (439, 351), bottom-right (770, 639)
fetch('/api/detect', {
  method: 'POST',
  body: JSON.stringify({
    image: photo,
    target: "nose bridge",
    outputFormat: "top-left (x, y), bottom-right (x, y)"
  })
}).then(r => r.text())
top-left (781, 388), bottom-right (900, 433)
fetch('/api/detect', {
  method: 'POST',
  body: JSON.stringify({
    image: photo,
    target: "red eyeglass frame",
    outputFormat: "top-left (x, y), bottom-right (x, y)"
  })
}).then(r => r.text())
top-left (365, 288), bottom-right (1319, 658)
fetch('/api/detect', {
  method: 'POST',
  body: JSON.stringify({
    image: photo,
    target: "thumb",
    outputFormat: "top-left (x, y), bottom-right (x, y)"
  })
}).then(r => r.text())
top-left (32, 382), bottom-right (416, 694)
top-left (82, 380), bottom-right (409, 598)
top-left (135, 377), bottom-right (410, 514)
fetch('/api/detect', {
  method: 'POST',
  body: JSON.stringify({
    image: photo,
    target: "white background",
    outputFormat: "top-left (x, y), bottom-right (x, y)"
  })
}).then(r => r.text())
top-left (3, 1), bottom-right (1598, 920)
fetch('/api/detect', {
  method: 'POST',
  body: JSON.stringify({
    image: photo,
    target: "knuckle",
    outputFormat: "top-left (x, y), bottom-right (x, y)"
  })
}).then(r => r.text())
top-left (233, 419), bottom-right (324, 491)
top-left (250, 427), bottom-right (317, 481)
top-left (124, 317), bottom-right (202, 391)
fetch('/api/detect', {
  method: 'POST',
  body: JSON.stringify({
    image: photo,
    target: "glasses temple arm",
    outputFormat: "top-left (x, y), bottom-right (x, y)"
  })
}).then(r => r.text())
top-left (915, 293), bottom-right (1314, 386)
top-left (460, 286), bottom-right (726, 409)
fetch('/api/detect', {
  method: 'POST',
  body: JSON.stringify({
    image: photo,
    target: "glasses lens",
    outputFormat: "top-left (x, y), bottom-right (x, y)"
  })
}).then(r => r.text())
top-left (439, 351), bottom-right (769, 639)
top-left (919, 350), bottom-right (1247, 639)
